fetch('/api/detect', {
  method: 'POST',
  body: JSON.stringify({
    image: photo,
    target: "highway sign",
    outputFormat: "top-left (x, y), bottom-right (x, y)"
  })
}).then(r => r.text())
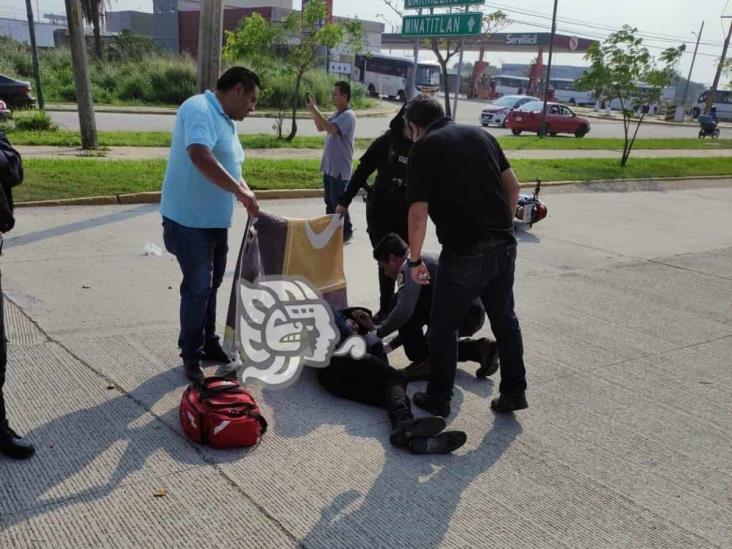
top-left (401, 12), bottom-right (483, 37)
top-left (405, 0), bottom-right (484, 9)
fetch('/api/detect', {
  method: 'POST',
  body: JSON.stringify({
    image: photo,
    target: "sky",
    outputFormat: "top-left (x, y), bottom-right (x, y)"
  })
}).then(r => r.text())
top-left (2, 0), bottom-right (730, 86)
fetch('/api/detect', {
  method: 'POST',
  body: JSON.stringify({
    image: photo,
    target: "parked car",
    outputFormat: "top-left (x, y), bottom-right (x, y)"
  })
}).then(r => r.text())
top-left (480, 94), bottom-right (540, 128)
top-left (0, 99), bottom-right (10, 121)
top-left (0, 74), bottom-right (35, 108)
top-left (506, 101), bottom-right (591, 137)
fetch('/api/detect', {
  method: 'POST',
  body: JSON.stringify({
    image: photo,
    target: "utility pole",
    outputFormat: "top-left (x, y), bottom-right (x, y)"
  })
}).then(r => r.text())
top-left (65, 0), bottom-right (97, 149)
top-left (451, 6), bottom-right (469, 119)
top-left (409, 9), bottom-right (422, 101)
top-left (25, 0), bottom-right (44, 110)
top-left (705, 16), bottom-right (732, 113)
top-left (677, 21), bottom-right (704, 122)
top-left (196, 0), bottom-right (224, 93)
top-left (539, 0), bottom-right (558, 138)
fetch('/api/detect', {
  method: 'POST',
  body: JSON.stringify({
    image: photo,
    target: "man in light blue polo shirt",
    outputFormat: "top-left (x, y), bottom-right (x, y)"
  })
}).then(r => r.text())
top-left (160, 66), bottom-right (260, 382)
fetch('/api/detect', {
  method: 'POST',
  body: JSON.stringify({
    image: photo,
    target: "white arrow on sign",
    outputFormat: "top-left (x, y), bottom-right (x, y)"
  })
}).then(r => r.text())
top-left (467, 17), bottom-right (477, 33)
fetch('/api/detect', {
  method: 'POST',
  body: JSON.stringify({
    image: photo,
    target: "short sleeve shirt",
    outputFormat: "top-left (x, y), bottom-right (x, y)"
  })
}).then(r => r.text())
top-left (407, 118), bottom-right (512, 249)
top-left (320, 108), bottom-right (356, 180)
top-left (160, 90), bottom-right (245, 228)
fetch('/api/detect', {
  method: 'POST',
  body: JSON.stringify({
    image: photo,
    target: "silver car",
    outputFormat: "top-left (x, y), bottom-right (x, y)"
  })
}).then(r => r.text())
top-left (480, 94), bottom-right (540, 128)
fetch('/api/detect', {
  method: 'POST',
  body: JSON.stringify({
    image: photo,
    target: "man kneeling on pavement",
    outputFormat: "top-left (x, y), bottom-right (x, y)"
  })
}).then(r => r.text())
top-left (366, 233), bottom-right (499, 382)
top-left (318, 306), bottom-right (467, 455)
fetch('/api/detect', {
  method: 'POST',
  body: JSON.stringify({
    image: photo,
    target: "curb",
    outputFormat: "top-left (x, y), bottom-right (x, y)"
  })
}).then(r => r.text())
top-left (577, 111), bottom-right (732, 129)
top-left (15, 176), bottom-right (731, 208)
top-left (45, 105), bottom-right (399, 120)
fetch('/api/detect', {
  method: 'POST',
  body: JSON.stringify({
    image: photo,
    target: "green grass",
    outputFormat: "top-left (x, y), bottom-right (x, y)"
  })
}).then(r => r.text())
top-left (5, 129), bottom-right (732, 150)
top-left (16, 157), bottom-right (732, 203)
top-left (497, 136), bottom-right (732, 150)
top-left (5, 131), bottom-right (375, 149)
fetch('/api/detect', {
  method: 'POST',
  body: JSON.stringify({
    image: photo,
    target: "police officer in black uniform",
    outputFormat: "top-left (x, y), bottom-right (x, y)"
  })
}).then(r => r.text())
top-left (335, 106), bottom-right (413, 319)
top-left (403, 95), bottom-right (528, 418)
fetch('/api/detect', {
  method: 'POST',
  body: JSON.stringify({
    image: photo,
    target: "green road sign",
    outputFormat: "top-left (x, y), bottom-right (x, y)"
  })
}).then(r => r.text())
top-left (401, 13), bottom-right (483, 37)
top-left (404, 0), bottom-right (485, 9)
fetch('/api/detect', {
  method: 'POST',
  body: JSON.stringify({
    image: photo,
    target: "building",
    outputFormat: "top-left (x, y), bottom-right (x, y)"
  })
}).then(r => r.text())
top-left (152, 0), bottom-right (296, 54)
top-left (0, 17), bottom-right (66, 48)
top-left (106, 11), bottom-right (155, 39)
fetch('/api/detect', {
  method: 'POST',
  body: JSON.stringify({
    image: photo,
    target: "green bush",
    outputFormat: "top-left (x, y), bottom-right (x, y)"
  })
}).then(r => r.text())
top-left (12, 110), bottom-right (57, 132)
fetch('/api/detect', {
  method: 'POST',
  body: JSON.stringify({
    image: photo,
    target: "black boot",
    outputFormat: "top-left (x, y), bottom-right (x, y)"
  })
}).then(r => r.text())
top-left (413, 391), bottom-right (451, 418)
top-left (386, 383), bottom-right (445, 447)
top-left (0, 420), bottom-right (35, 460)
top-left (408, 431), bottom-right (467, 454)
top-left (402, 359), bottom-right (431, 382)
top-left (458, 338), bottom-right (499, 379)
top-left (202, 339), bottom-right (231, 364)
top-left (491, 392), bottom-right (528, 413)
top-left (183, 359), bottom-right (204, 382)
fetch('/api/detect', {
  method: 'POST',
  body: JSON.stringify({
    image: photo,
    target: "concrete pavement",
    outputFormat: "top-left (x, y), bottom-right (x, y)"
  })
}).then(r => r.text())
top-left (0, 180), bottom-right (731, 547)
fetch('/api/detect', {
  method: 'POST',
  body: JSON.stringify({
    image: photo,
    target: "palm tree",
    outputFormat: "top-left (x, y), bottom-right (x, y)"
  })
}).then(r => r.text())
top-left (80, 0), bottom-right (111, 58)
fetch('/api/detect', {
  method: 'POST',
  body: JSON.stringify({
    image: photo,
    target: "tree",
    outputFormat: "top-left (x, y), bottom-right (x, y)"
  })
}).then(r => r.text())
top-left (574, 26), bottom-right (684, 166)
top-left (80, 0), bottom-right (110, 59)
top-left (381, 0), bottom-right (506, 117)
top-left (224, 0), bottom-right (364, 141)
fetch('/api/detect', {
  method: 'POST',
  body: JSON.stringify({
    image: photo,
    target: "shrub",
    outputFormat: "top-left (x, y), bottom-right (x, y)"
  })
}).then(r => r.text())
top-left (13, 110), bottom-right (57, 132)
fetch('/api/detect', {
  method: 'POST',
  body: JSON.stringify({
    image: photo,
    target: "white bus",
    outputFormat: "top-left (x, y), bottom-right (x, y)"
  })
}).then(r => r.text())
top-left (607, 84), bottom-right (675, 113)
top-left (353, 54), bottom-right (441, 102)
top-left (491, 75), bottom-right (530, 97)
top-left (691, 89), bottom-right (732, 120)
top-left (549, 78), bottom-right (593, 106)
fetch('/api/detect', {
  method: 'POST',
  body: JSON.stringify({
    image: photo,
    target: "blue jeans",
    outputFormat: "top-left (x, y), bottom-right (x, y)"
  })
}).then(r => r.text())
top-left (323, 174), bottom-right (353, 238)
top-left (162, 217), bottom-right (228, 363)
top-left (427, 235), bottom-right (526, 400)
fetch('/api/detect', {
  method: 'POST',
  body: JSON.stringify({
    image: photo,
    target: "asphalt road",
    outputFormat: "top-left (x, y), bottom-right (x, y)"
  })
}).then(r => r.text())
top-left (49, 98), bottom-right (707, 139)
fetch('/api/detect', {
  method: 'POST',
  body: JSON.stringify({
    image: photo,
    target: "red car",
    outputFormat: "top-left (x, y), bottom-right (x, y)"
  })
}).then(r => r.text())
top-left (506, 101), bottom-right (591, 138)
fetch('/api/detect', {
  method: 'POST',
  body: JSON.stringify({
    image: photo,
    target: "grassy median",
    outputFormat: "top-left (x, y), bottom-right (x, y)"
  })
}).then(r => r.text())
top-left (7, 130), bottom-right (732, 151)
top-left (15, 157), bottom-right (732, 203)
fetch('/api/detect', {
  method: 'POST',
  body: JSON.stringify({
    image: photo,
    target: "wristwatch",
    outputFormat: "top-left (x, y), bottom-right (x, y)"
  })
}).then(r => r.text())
top-left (407, 257), bottom-right (422, 268)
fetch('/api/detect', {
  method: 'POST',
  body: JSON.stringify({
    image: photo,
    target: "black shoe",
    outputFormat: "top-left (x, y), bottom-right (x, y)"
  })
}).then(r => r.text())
top-left (0, 421), bottom-right (35, 460)
top-left (475, 339), bottom-right (500, 379)
top-left (403, 360), bottom-right (431, 382)
top-left (389, 416), bottom-right (446, 448)
top-left (202, 341), bottom-right (231, 364)
top-left (490, 392), bottom-right (528, 413)
top-left (413, 391), bottom-right (451, 418)
top-left (408, 431), bottom-right (467, 455)
top-left (183, 360), bottom-right (204, 382)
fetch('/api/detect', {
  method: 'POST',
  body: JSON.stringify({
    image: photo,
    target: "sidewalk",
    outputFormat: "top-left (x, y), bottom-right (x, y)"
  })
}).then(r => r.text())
top-left (0, 185), bottom-right (730, 547)
top-left (16, 144), bottom-right (732, 161)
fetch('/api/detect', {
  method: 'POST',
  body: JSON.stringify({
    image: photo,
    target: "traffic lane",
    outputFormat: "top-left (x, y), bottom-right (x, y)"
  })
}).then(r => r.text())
top-left (50, 110), bottom-right (400, 138)
top-left (51, 108), bottom-right (705, 139)
top-left (481, 119), bottom-right (704, 139)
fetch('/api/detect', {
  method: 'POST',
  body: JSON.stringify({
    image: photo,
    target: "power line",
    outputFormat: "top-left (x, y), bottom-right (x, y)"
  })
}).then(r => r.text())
top-left (507, 18), bottom-right (723, 58)
top-left (484, 1), bottom-right (725, 48)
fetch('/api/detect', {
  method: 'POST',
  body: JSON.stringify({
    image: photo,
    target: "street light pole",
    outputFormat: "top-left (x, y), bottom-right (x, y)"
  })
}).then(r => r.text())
top-left (705, 16), bottom-right (732, 114)
top-left (539, 0), bottom-right (558, 138)
top-left (677, 21), bottom-right (704, 121)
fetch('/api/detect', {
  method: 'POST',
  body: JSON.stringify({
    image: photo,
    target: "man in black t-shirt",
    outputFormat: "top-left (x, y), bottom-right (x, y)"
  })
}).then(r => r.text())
top-left (403, 95), bottom-right (528, 418)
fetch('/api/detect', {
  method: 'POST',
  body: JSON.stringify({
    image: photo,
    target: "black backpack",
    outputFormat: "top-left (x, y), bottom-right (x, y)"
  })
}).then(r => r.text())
top-left (0, 130), bottom-right (24, 233)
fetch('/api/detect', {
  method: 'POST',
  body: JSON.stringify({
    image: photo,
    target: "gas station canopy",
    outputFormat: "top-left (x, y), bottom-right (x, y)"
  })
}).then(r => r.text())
top-left (381, 32), bottom-right (598, 54)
